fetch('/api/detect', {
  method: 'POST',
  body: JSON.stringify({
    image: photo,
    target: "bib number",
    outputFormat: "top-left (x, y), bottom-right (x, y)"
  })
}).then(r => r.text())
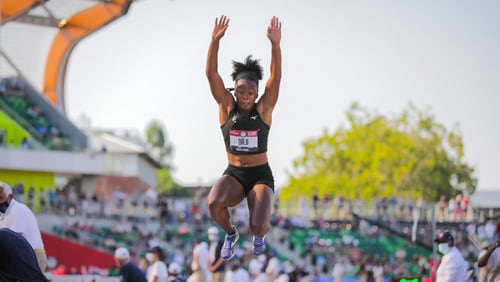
top-left (229, 130), bottom-right (258, 152)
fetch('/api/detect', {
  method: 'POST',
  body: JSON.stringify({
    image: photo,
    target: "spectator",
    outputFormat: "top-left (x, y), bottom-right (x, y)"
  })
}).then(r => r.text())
top-left (437, 195), bottom-right (446, 222)
top-left (27, 185), bottom-right (35, 209)
top-left (189, 238), bottom-right (209, 282)
top-left (314, 264), bottom-right (332, 282)
top-left (332, 258), bottom-right (347, 282)
top-left (207, 226), bottom-right (226, 282)
top-left (312, 190), bottom-right (319, 219)
top-left (0, 181), bottom-right (47, 272)
top-left (146, 246), bottom-right (168, 282)
top-left (266, 249), bottom-right (281, 281)
top-left (114, 247), bottom-right (147, 282)
top-left (167, 262), bottom-right (183, 282)
top-left (253, 264), bottom-right (267, 282)
top-left (433, 230), bottom-right (467, 282)
top-left (21, 137), bottom-right (29, 148)
top-left (248, 255), bottom-right (265, 281)
top-left (39, 188), bottom-right (47, 212)
top-left (48, 187), bottom-right (56, 211)
top-left (224, 259), bottom-right (250, 282)
top-left (0, 228), bottom-right (48, 281)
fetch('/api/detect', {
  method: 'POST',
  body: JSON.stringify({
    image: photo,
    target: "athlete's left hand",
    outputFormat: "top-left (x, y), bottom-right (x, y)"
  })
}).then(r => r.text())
top-left (267, 16), bottom-right (281, 44)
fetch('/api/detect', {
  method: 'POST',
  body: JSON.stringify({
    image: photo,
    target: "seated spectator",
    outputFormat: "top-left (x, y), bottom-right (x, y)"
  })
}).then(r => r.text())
top-left (0, 228), bottom-right (48, 281)
top-left (21, 137), bottom-right (29, 149)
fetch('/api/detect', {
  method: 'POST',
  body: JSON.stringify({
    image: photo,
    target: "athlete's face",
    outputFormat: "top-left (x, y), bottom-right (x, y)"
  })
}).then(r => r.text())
top-left (234, 79), bottom-right (258, 111)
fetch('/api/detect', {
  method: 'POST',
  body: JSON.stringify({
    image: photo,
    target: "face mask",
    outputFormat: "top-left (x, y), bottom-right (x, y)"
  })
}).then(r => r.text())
top-left (146, 253), bottom-right (155, 263)
top-left (438, 243), bottom-right (451, 254)
top-left (0, 201), bottom-right (9, 213)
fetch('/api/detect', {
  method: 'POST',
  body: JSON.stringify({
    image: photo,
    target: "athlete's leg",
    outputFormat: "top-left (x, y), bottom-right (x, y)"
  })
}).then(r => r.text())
top-left (247, 184), bottom-right (273, 236)
top-left (208, 175), bottom-right (245, 234)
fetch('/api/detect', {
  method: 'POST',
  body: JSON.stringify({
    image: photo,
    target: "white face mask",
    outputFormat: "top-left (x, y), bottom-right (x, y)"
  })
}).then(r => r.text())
top-left (438, 243), bottom-right (451, 254)
top-left (146, 253), bottom-right (155, 263)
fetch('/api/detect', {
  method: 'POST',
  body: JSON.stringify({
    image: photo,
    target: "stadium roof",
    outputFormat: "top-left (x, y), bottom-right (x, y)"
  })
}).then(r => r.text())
top-left (0, 0), bottom-right (134, 113)
top-left (470, 190), bottom-right (500, 208)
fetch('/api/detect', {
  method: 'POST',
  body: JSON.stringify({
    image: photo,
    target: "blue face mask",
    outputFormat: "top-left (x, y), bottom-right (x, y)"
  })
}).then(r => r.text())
top-left (438, 243), bottom-right (451, 254)
top-left (0, 201), bottom-right (9, 213)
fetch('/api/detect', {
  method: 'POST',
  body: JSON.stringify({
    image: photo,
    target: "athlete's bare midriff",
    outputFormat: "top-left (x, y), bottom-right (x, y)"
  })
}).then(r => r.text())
top-left (227, 152), bottom-right (268, 167)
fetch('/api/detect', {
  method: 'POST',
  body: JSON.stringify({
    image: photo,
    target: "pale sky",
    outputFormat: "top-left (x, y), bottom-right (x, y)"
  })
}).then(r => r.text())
top-left (66, 0), bottom-right (500, 190)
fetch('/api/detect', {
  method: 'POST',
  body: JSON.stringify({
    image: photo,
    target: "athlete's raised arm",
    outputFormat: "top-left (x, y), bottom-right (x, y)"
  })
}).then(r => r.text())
top-left (206, 15), bottom-right (234, 123)
top-left (258, 16), bottom-right (282, 124)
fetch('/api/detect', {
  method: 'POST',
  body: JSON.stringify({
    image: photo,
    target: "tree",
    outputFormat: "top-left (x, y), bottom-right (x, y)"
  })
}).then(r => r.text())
top-left (279, 103), bottom-right (477, 203)
top-left (145, 120), bottom-right (187, 195)
top-left (157, 168), bottom-right (191, 197)
top-left (145, 120), bottom-right (174, 169)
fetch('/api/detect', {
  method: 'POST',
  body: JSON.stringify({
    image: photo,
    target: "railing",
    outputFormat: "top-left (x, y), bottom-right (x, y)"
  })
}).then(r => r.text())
top-left (279, 199), bottom-right (489, 223)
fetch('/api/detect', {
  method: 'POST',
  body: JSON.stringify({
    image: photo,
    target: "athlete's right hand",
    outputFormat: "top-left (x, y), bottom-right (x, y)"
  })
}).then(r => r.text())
top-left (212, 15), bottom-right (229, 41)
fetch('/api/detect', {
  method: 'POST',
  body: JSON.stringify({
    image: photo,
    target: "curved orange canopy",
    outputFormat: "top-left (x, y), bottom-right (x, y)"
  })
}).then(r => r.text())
top-left (0, 0), bottom-right (43, 24)
top-left (42, 0), bottom-right (133, 112)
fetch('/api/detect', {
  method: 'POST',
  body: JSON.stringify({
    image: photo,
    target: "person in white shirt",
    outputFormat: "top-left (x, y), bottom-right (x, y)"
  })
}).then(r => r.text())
top-left (331, 258), bottom-right (346, 282)
top-left (434, 230), bottom-right (468, 282)
top-left (275, 261), bottom-right (294, 282)
top-left (224, 260), bottom-right (250, 282)
top-left (248, 254), bottom-right (266, 280)
top-left (253, 266), bottom-right (267, 282)
top-left (265, 250), bottom-right (280, 281)
top-left (478, 222), bottom-right (500, 282)
top-left (189, 239), bottom-right (210, 282)
top-left (0, 181), bottom-right (47, 272)
top-left (371, 260), bottom-right (385, 282)
top-left (146, 246), bottom-right (168, 282)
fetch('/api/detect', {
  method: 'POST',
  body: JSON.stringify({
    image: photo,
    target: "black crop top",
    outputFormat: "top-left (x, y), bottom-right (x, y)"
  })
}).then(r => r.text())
top-left (221, 104), bottom-right (270, 155)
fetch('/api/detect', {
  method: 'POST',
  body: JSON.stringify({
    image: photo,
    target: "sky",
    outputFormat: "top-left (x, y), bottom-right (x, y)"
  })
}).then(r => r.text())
top-left (65, 0), bottom-right (500, 190)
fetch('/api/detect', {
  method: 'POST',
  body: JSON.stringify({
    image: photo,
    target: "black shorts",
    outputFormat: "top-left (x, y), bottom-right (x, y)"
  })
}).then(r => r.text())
top-left (223, 163), bottom-right (275, 195)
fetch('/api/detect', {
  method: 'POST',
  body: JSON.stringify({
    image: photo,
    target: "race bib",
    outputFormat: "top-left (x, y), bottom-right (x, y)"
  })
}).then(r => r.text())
top-left (229, 130), bottom-right (258, 152)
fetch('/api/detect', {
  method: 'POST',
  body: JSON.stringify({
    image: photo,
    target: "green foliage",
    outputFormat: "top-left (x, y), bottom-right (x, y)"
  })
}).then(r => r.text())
top-left (156, 168), bottom-right (191, 197)
top-left (144, 120), bottom-right (188, 196)
top-left (145, 120), bottom-right (174, 169)
top-left (279, 103), bottom-right (477, 203)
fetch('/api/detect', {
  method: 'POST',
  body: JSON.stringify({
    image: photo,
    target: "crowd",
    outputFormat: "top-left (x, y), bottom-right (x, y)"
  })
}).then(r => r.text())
top-left (1, 178), bottom-right (499, 281)
top-left (0, 76), bottom-right (72, 150)
top-left (7, 180), bottom-right (484, 225)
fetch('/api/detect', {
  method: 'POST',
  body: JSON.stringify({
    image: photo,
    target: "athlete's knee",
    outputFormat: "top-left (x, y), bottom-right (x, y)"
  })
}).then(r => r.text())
top-left (208, 197), bottom-right (224, 214)
top-left (250, 221), bottom-right (269, 235)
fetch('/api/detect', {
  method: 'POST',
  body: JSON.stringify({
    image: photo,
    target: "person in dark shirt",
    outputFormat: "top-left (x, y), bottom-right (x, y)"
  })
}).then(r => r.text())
top-left (114, 247), bottom-right (147, 282)
top-left (207, 226), bottom-right (226, 282)
top-left (0, 227), bottom-right (48, 282)
top-left (205, 14), bottom-right (282, 261)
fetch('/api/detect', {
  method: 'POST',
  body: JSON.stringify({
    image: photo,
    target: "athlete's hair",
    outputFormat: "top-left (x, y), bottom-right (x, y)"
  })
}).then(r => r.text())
top-left (231, 55), bottom-right (263, 87)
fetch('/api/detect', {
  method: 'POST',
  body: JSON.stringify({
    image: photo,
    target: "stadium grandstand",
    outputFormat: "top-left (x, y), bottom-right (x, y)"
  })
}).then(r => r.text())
top-left (1, 1), bottom-right (500, 282)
